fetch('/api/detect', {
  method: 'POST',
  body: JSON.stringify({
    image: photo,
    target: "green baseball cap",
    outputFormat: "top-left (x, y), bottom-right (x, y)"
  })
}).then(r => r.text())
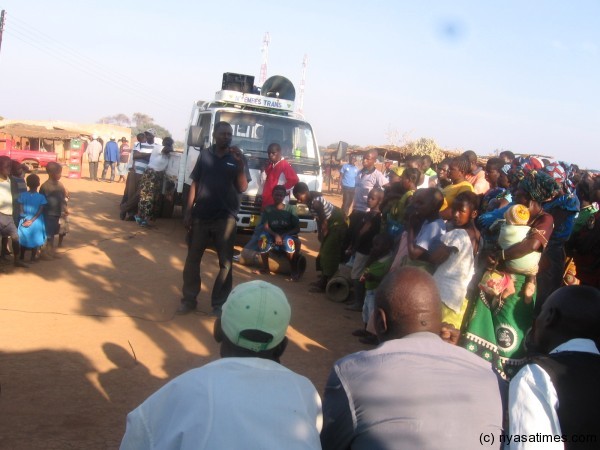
top-left (221, 281), bottom-right (291, 352)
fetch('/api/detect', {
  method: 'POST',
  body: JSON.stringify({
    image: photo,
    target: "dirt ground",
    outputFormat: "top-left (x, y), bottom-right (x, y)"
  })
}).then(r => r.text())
top-left (0, 172), bottom-right (365, 449)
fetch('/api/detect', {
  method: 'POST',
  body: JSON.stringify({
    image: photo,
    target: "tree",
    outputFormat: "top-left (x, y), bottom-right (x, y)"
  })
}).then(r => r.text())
top-left (130, 112), bottom-right (170, 137)
top-left (97, 113), bottom-right (131, 126)
top-left (96, 113), bottom-right (172, 138)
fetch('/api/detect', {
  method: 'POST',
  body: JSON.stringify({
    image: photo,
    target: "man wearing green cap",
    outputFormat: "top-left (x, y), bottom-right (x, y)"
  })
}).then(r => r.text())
top-left (121, 280), bottom-right (322, 450)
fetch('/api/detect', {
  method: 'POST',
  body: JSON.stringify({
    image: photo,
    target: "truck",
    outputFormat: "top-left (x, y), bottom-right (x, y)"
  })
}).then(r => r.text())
top-left (172, 72), bottom-right (322, 232)
top-left (0, 140), bottom-right (58, 170)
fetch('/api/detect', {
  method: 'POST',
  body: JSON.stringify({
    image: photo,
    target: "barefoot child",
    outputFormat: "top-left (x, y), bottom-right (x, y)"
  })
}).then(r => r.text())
top-left (430, 191), bottom-right (481, 330)
top-left (40, 162), bottom-right (67, 259)
top-left (293, 182), bottom-right (347, 292)
top-left (352, 233), bottom-right (394, 345)
top-left (406, 187), bottom-right (446, 273)
top-left (496, 204), bottom-right (540, 301)
top-left (345, 187), bottom-right (384, 311)
top-left (17, 174), bottom-right (47, 262)
top-left (440, 156), bottom-right (475, 220)
top-left (381, 167), bottom-right (419, 240)
top-left (256, 185), bottom-right (302, 280)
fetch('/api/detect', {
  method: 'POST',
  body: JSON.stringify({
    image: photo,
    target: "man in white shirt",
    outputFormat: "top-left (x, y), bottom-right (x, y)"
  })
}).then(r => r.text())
top-left (509, 285), bottom-right (600, 450)
top-left (86, 135), bottom-right (103, 181)
top-left (120, 280), bottom-right (322, 450)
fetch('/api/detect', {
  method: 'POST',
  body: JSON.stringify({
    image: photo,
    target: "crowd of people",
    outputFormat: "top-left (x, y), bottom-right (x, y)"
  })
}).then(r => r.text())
top-left (121, 126), bottom-right (599, 448)
top-left (4, 121), bottom-right (599, 447)
top-left (301, 149), bottom-right (599, 380)
top-left (1, 158), bottom-right (68, 269)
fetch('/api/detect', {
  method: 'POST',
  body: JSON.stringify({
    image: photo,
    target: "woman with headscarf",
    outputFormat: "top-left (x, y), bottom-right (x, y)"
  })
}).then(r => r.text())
top-left (460, 170), bottom-right (557, 380)
top-left (535, 162), bottom-right (580, 313)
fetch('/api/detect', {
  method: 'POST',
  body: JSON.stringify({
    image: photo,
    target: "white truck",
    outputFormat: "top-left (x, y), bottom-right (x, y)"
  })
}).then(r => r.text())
top-left (171, 73), bottom-right (322, 232)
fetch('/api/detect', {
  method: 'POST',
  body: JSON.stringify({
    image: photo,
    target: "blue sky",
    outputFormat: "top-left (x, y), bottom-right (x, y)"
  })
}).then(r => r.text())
top-left (0, 1), bottom-right (598, 168)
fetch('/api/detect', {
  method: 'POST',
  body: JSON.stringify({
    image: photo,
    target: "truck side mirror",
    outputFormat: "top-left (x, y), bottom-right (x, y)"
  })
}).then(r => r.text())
top-left (187, 126), bottom-right (203, 147)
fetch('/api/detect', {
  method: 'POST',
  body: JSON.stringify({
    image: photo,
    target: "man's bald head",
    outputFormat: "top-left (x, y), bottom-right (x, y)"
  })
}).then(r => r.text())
top-left (374, 267), bottom-right (442, 341)
top-left (533, 285), bottom-right (600, 354)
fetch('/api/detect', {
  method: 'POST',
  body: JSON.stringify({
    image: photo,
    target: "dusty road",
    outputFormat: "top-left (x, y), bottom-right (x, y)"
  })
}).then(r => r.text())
top-left (0, 173), bottom-right (365, 449)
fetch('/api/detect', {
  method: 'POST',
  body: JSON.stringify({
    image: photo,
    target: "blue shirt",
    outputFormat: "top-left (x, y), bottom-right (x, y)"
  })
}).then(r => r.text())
top-left (340, 163), bottom-right (359, 188)
top-left (104, 140), bottom-right (120, 162)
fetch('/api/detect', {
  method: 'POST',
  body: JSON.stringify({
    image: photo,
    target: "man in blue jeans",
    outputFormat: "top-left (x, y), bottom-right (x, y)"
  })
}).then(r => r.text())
top-left (101, 136), bottom-right (119, 182)
top-left (178, 122), bottom-right (249, 316)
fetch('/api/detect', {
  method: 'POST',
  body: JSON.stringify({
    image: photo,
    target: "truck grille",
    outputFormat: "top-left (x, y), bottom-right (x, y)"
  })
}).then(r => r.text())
top-left (240, 195), bottom-right (262, 215)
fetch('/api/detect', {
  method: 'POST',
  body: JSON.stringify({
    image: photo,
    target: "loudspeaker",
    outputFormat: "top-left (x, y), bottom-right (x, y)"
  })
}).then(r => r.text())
top-left (261, 75), bottom-right (296, 101)
top-left (222, 73), bottom-right (255, 93)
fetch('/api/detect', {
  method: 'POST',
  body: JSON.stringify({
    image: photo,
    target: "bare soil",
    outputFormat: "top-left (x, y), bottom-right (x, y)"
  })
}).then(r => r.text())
top-left (0, 174), bottom-right (364, 449)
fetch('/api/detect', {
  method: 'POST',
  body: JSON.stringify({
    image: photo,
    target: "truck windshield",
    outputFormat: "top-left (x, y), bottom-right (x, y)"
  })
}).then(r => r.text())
top-left (216, 111), bottom-right (318, 162)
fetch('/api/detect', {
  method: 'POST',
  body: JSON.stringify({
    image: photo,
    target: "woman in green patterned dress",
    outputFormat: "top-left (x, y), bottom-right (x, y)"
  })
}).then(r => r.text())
top-left (460, 170), bottom-right (558, 379)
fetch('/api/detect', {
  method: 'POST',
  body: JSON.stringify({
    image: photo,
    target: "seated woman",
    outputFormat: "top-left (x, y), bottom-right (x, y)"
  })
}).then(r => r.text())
top-left (256, 185), bottom-right (302, 281)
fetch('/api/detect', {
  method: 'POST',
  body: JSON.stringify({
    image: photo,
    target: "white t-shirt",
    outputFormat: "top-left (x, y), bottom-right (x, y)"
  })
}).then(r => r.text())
top-left (508, 339), bottom-right (600, 450)
top-left (120, 357), bottom-right (323, 450)
top-left (147, 144), bottom-right (169, 172)
top-left (433, 228), bottom-right (474, 312)
top-left (0, 177), bottom-right (13, 215)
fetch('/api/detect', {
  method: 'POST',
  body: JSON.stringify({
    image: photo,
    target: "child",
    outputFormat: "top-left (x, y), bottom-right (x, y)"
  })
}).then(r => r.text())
top-left (430, 191), bottom-right (481, 330)
top-left (436, 158), bottom-right (452, 189)
top-left (345, 187), bottom-right (384, 311)
top-left (440, 156), bottom-right (474, 220)
top-left (381, 167), bottom-right (419, 239)
top-left (352, 233), bottom-right (394, 345)
top-left (2, 161), bottom-right (28, 258)
top-left (293, 182), bottom-right (347, 292)
top-left (495, 204), bottom-right (540, 300)
top-left (0, 155), bottom-right (28, 268)
top-left (17, 174), bottom-right (47, 262)
top-left (40, 162), bottom-right (67, 259)
top-left (256, 185), bottom-right (302, 280)
top-left (406, 187), bottom-right (446, 273)
top-left (117, 137), bottom-right (131, 183)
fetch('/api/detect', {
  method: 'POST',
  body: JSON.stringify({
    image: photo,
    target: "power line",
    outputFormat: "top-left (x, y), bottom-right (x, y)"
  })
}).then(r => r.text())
top-left (7, 14), bottom-right (165, 101)
top-left (3, 13), bottom-right (181, 113)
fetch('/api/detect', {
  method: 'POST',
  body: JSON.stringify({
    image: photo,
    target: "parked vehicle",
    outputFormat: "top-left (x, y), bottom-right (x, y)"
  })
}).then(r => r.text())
top-left (172, 73), bottom-right (322, 232)
top-left (0, 140), bottom-right (58, 170)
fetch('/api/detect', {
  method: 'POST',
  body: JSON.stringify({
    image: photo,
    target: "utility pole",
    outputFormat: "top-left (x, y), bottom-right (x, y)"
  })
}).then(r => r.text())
top-left (0, 10), bottom-right (6, 56)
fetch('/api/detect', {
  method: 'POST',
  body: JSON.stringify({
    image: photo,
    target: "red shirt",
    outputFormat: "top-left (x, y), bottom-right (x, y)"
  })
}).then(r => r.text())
top-left (261, 158), bottom-right (299, 210)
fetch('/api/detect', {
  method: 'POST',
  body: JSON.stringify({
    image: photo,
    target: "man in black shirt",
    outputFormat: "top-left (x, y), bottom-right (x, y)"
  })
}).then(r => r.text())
top-left (178, 122), bottom-right (248, 316)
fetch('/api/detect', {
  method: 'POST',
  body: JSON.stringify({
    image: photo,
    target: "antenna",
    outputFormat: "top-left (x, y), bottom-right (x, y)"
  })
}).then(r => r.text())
top-left (297, 54), bottom-right (308, 115)
top-left (258, 32), bottom-right (270, 87)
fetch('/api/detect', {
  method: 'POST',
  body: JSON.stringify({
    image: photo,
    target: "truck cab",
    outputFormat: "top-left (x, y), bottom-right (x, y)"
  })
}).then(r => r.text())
top-left (177, 73), bottom-right (321, 232)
